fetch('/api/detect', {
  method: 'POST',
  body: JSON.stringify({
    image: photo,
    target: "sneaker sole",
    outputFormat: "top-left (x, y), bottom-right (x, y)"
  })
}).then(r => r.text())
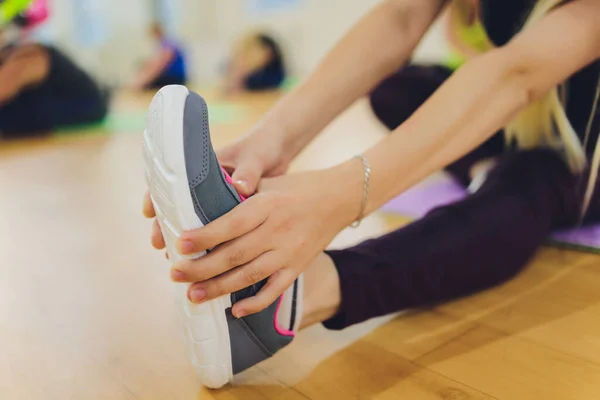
top-left (143, 85), bottom-right (233, 389)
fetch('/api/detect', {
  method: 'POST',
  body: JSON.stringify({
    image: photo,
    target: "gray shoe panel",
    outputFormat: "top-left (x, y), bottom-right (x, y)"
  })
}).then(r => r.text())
top-left (227, 296), bottom-right (294, 375)
top-left (226, 308), bottom-right (273, 375)
top-left (183, 91), bottom-right (210, 189)
top-left (189, 153), bottom-right (240, 225)
top-left (229, 282), bottom-right (294, 370)
top-left (182, 89), bottom-right (294, 376)
top-left (183, 91), bottom-right (241, 225)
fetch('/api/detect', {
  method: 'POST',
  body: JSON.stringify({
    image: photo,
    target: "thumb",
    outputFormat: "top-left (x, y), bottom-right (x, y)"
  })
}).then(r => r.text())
top-left (230, 157), bottom-right (264, 197)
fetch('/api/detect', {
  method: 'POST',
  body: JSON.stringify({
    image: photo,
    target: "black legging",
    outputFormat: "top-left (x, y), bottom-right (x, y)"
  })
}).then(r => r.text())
top-left (0, 45), bottom-right (108, 138)
top-left (323, 65), bottom-right (600, 330)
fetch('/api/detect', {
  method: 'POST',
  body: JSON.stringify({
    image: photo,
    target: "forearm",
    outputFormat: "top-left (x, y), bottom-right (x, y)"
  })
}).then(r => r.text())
top-left (224, 60), bottom-right (249, 94)
top-left (356, 0), bottom-right (600, 219)
top-left (329, 0), bottom-right (600, 226)
top-left (317, 49), bottom-right (529, 228)
top-left (134, 50), bottom-right (174, 87)
top-left (135, 62), bottom-right (163, 86)
top-left (328, 49), bottom-right (529, 223)
top-left (362, 50), bottom-right (528, 213)
top-left (259, 0), bottom-right (445, 159)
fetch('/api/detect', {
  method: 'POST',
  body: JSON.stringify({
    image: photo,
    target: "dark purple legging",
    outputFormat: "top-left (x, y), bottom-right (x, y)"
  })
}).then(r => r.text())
top-left (323, 65), bottom-right (600, 330)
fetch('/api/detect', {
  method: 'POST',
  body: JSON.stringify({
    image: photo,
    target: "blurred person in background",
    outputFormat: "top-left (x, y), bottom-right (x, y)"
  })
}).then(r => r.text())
top-left (224, 31), bottom-right (286, 94)
top-left (131, 21), bottom-right (187, 90)
top-left (0, 0), bottom-right (108, 139)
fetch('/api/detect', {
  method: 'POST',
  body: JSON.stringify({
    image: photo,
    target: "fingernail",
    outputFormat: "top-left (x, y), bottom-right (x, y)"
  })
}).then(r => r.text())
top-left (234, 180), bottom-right (248, 191)
top-left (233, 308), bottom-right (246, 319)
top-left (170, 269), bottom-right (186, 281)
top-left (190, 287), bottom-right (206, 303)
top-left (179, 240), bottom-right (194, 254)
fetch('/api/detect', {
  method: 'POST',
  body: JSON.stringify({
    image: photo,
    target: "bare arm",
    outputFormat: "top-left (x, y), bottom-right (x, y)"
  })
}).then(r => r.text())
top-left (0, 45), bottom-right (49, 105)
top-left (257, 0), bottom-right (447, 160)
top-left (132, 47), bottom-right (175, 89)
top-left (158, 0), bottom-right (600, 316)
top-left (332, 0), bottom-right (600, 221)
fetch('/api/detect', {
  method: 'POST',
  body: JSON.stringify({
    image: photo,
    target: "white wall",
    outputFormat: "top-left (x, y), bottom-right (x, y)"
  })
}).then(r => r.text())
top-left (35, 0), bottom-right (447, 85)
top-left (211, 0), bottom-right (380, 76)
top-left (37, 0), bottom-right (164, 84)
top-left (187, 0), bottom-right (447, 84)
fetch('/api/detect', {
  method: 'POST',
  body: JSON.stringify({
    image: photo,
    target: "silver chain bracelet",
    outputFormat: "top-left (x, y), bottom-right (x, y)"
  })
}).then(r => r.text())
top-left (350, 155), bottom-right (371, 228)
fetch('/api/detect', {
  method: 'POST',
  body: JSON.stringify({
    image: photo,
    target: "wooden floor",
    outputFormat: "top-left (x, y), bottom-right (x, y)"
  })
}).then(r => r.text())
top-left (2, 90), bottom-right (600, 400)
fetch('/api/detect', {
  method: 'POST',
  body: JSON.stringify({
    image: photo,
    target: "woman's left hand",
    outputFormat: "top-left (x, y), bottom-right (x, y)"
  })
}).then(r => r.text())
top-left (171, 164), bottom-right (361, 318)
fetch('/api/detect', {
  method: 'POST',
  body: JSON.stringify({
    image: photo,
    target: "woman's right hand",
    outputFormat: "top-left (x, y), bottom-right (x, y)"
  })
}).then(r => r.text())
top-left (217, 125), bottom-right (291, 197)
top-left (143, 124), bottom-right (292, 250)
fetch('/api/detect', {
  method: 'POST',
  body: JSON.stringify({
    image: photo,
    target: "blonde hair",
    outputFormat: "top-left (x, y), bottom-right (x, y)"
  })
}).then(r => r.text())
top-left (506, 0), bottom-right (600, 220)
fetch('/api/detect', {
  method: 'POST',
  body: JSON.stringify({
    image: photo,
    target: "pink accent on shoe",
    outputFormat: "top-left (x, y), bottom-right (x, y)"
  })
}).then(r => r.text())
top-left (220, 166), bottom-right (246, 201)
top-left (274, 295), bottom-right (295, 337)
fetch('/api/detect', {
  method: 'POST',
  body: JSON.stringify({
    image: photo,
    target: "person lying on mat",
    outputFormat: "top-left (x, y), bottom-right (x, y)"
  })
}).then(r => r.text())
top-left (0, 42), bottom-right (108, 138)
top-left (146, 0), bottom-right (600, 344)
top-left (224, 31), bottom-right (286, 94)
top-left (131, 22), bottom-right (187, 90)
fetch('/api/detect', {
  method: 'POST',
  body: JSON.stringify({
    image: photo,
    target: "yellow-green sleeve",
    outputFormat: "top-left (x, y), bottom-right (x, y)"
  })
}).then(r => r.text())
top-left (0, 0), bottom-right (33, 25)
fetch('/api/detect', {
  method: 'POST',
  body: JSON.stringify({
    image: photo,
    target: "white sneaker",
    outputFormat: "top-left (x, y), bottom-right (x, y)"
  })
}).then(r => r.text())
top-left (143, 85), bottom-right (303, 388)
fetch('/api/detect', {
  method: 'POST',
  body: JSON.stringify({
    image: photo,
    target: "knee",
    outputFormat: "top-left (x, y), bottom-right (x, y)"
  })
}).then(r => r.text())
top-left (369, 66), bottom-right (451, 131)
top-left (8, 45), bottom-right (48, 64)
top-left (369, 71), bottom-right (423, 131)
top-left (369, 82), bottom-right (411, 131)
top-left (5, 46), bottom-right (50, 85)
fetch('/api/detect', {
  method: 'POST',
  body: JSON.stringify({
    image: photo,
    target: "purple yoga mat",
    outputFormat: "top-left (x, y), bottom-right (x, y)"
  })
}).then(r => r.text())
top-left (381, 175), bottom-right (600, 251)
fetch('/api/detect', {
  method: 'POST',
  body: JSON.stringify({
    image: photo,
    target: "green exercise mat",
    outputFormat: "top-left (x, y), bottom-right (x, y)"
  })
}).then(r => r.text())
top-left (55, 103), bottom-right (248, 137)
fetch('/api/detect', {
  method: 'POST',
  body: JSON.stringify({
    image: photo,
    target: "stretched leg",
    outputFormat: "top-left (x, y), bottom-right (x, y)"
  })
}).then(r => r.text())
top-left (300, 149), bottom-right (583, 329)
top-left (370, 65), bottom-right (453, 130)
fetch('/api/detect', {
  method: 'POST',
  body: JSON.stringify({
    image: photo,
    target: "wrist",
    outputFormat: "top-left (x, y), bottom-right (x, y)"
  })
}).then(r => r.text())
top-left (259, 91), bottom-right (318, 160)
top-left (252, 115), bottom-right (299, 164)
top-left (325, 158), bottom-right (369, 229)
